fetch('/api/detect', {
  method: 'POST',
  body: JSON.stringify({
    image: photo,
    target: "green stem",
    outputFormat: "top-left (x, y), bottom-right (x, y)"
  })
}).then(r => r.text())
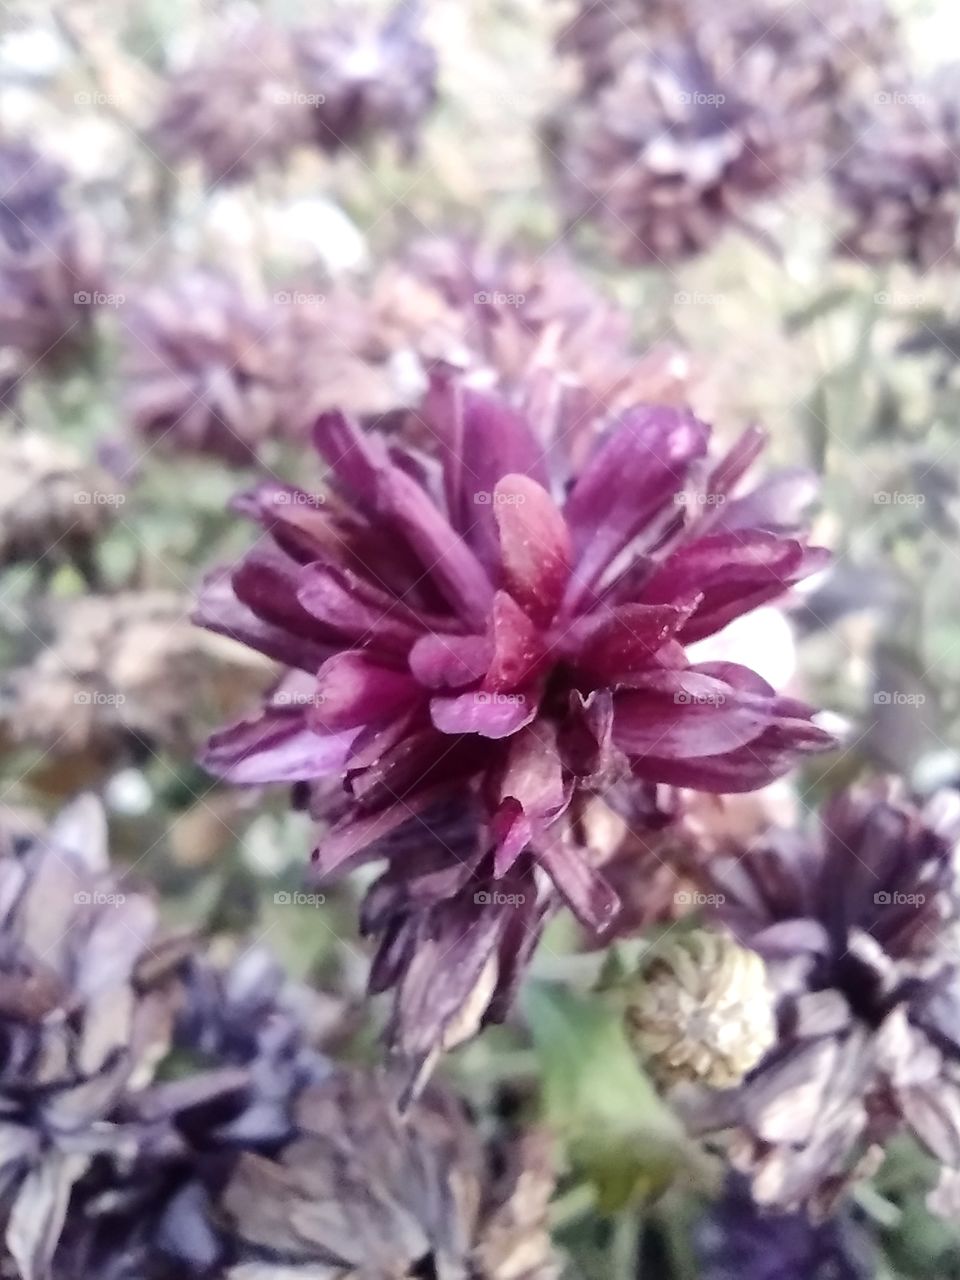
top-left (611, 1209), bottom-right (642, 1280)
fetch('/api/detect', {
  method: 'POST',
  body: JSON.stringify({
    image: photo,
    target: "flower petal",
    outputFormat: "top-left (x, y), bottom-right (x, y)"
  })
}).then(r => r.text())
top-left (408, 632), bottom-right (493, 689)
top-left (563, 405), bottom-right (709, 599)
top-left (494, 474), bottom-right (571, 625)
top-left (535, 827), bottom-right (620, 932)
top-left (485, 591), bottom-right (545, 691)
top-left (563, 601), bottom-right (697, 681)
top-left (310, 652), bottom-right (421, 734)
top-left (423, 376), bottom-right (550, 567)
top-left (639, 533), bottom-right (828, 642)
top-left (431, 690), bottom-right (537, 739)
top-left (201, 710), bottom-right (357, 784)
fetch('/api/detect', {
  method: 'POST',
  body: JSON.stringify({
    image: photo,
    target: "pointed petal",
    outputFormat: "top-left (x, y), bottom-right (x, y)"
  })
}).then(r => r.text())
top-left (485, 591), bottom-right (545, 691)
top-left (494, 474), bottom-right (571, 625)
top-left (309, 652), bottom-right (421, 733)
top-left (201, 710), bottom-right (357, 783)
top-left (563, 406), bottom-right (709, 595)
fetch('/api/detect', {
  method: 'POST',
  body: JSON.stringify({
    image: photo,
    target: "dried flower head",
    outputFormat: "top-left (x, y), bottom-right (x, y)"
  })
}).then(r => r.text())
top-left (545, 37), bottom-right (819, 264)
top-left (122, 272), bottom-right (288, 465)
top-left (293, 1), bottom-right (437, 161)
top-left (558, 0), bottom-right (896, 97)
top-left (549, 0), bottom-right (897, 263)
top-left (626, 929), bottom-right (778, 1089)
top-left (218, 1068), bottom-right (559, 1279)
top-left (0, 141), bottom-right (103, 405)
top-left (2, 590), bottom-right (267, 778)
top-left (0, 796), bottom-right (164, 1280)
top-left (833, 75), bottom-right (960, 269)
top-left (198, 378), bottom-right (832, 1080)
top-left (696, 1175), bottom-right (875, 1280)
top-left (373, 237), bottom-right (694, 438)
top-left (0, 432), bottom-right (121, 579)
top-left (685, 781), bottom-right (960, 1214)
top-left (151, 19), bottom-right (310, 186)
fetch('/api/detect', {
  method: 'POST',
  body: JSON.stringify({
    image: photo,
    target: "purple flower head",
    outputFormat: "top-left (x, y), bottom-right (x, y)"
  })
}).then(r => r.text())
top-left (687, 781), bottom-right (960, 1214)
top-left (197, 379), bottom-right (832, 1082)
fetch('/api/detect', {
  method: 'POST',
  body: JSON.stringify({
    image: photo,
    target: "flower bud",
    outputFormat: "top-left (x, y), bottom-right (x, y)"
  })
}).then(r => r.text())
top-left (625, 930), bottom-right (777, 1089)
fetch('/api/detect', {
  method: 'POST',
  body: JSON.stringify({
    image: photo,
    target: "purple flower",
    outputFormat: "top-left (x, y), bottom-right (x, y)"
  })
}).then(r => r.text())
top-left (197, 380), bottom-right (832, 1078)
top-left (685, 781), bottom-right (960, 1214)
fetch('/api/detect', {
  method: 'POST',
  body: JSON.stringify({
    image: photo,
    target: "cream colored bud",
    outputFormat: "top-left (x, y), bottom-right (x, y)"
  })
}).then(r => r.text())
top-left (625, 930), bottom-right (777, 1090)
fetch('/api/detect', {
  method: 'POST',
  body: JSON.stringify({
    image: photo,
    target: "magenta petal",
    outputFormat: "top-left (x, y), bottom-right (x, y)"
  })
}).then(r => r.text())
top-left (706, 424), bottom-right (767, 498)
top-left (315, 407), bottom-right (495, 628)
top-left (636, 720), bottom-right (835, 792)
top-left (231, 480), bottom-right (333, 564)
top-left (714, 467), bottom-right (820, 534)
top-left (312, 410), bottom-right (388, 502)
top-left (639, 533), bottom-right (827, 642)
top-left (612, 670), bottom-right (777, 759)
top-left (491, 797), bottom-right (534, 876)
top-left (201, 711), bottom-right (357, 784)
top-left (312, 785), bottom-right (452, 879)
top-left (297, 564), bottom-right (424, 654)
top-left (430, 689), bottom-right (537, 739)
top-left (564, 601), bottom-right (697, 681)
top-left (496, 721), bottom-right (567, 818)
top-left (408, 632), bottom-right (493, 689)
top-left (231, 549), bottom-right (341, 653)
top-left (494, 474), bottom-right (571, 625)
top-left (563, 405), bottom-right (709, 594)
top-left (491, 724), bottom-right (569, 872)
top-left (486, 591), bottom-right (544, 691)
top-left (193, 565), bottom-right (332, 673)
top-left (310, 652), bottom-right (421, 733)
top-left (424, 376), bottom-right (550, 568)
top-left (378, 463), bottom-right (495, 628)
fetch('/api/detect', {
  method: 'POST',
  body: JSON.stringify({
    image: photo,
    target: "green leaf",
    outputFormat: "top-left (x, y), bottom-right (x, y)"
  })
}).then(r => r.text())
top-left (524, 982), bottom-right (712, 1213)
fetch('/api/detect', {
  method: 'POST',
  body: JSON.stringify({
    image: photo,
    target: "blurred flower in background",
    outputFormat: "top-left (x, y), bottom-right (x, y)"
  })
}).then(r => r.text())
top-left (833, 69), bottom-right (960, 269)
top-left (121, 272), bottom-right (290, 465)
top-left (0, 140), bottom-right (103, 408)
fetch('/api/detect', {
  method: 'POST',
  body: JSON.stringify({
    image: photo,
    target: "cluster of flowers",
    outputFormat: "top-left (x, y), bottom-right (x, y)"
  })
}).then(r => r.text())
top-left (0, 795), bottom-right (558, 1280)
top-left (151, 0), bottom-right (436, 185)
top-left (549, 0), bottom-right (960, 270)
